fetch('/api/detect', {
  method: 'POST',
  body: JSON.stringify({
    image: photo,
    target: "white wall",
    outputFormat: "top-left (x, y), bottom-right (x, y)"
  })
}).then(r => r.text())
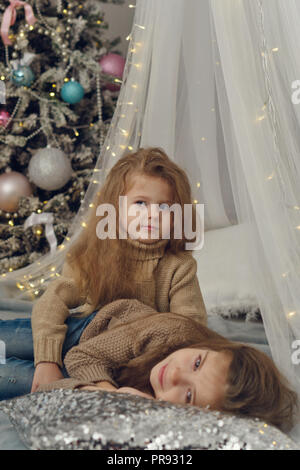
top-left (101, 0), bottom-right (135, 57)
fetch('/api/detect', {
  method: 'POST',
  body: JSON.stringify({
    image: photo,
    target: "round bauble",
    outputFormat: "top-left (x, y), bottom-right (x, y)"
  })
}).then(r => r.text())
top-left (28, 147), bottom-right (73, 191)
top-left (60, 80), bottom-right (84, 104)
top-left (0, 171), bottom-right (33, 212)
top-left (11, 65), bottom-right (35, 87)
top-left (99, 53), bottom-right (126, 91)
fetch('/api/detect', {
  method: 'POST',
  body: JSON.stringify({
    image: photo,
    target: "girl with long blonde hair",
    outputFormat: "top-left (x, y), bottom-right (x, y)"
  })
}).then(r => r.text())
top-left (0, 147), bottom-right (207, 399)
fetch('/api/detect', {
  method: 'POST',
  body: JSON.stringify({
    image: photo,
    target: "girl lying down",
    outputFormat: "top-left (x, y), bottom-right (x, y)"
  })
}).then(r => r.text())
top-left (37, 299), bottom-right (298, 433)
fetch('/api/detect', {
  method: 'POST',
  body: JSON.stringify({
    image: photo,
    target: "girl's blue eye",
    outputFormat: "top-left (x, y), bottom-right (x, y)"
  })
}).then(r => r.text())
top-left (186, 389), bottom-right (192, 404)
top-left (194, 356), bottom-right (201, 370)
top-left (135, 201), bottom-right (147, 206)
top-left (159, 203), bottom-right (170, 210)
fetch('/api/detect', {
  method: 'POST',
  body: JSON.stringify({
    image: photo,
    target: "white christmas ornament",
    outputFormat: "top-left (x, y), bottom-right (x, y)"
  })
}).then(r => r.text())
top-left (28, 147), bottom-right (73, 191)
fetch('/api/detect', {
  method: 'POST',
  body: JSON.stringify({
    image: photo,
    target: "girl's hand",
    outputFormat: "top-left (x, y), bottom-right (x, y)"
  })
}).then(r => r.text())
top-left (31, 362), bottom-right (64, 393)
top-left (78, 385), bottom-right (103, 391)
top-left (116, 387), bottom-right (154, 400)
top-left (78, 381), bottom-right (117, 392)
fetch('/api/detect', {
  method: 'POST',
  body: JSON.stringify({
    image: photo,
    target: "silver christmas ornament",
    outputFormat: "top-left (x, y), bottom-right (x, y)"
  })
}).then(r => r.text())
top-left (28, 147), bottom-right (73, 191)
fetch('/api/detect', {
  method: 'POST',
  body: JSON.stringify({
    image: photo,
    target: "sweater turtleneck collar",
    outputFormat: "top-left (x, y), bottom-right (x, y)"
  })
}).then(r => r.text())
top-left (124, 237), bottom-right (170, 261)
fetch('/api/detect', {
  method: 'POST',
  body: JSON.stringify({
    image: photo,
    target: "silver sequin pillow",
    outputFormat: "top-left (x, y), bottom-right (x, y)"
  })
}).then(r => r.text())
top-left (0, 389), bottom-right (298, 450)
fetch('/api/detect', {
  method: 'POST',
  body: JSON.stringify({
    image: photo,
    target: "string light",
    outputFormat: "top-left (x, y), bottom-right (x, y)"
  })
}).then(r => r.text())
top-left (287, 311), bottom-right (296, 319)
top-left (119, 128), bottom-right (129, 136)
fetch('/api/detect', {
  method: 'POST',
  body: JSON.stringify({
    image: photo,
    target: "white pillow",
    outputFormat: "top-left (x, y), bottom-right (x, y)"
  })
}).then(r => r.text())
top-left (193, 224), bottom-right (260, 320)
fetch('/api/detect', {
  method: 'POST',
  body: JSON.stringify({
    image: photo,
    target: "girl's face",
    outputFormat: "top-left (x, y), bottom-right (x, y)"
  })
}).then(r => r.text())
top-left (149, 348), bottom-right (232, 409)
top-left (120, 173), bottom-right (175, 243)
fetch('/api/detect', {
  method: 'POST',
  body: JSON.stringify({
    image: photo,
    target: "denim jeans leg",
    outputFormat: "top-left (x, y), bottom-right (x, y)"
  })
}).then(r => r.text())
top-left (0, 357), bottom-right (35, 401)
top-left (0, 311), bottom-right (99, 400)
top-left (0, 318), bottom-right (34, 360)
top-left (61, 311), bottom-right (98, 375)
top-left (0, 318), bottom-right (35, 400)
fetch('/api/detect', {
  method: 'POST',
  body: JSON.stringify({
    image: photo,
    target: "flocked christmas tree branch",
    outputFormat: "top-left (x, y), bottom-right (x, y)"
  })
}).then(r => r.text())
top-left (0, 0), bottom-right (126, 276)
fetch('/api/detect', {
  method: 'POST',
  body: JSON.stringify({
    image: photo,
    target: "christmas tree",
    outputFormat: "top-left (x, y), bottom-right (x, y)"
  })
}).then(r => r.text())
top-left (0, 0), bottom-right (126, 275)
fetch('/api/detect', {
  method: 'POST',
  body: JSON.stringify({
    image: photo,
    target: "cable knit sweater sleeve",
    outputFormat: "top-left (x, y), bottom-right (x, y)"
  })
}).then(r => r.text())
top-left (31, 262), bottom-right (86, 367)
top-left (169, 253), bottom-right (207, 325)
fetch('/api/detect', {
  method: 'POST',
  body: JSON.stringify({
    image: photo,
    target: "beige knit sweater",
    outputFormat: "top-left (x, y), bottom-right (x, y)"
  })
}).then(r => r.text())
top-left (32, 237), bottom-right (207, 367)
top-left (37, 298), bottom-right (214, 392)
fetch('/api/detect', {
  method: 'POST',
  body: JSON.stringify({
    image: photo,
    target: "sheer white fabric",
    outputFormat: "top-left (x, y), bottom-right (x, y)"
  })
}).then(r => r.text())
top-left (2, 0), bottom-right (300, 440)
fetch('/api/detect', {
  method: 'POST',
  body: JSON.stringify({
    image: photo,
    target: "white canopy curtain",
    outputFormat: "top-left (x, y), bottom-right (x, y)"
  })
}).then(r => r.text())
top-left (2, 0), bottom-right (300, 439)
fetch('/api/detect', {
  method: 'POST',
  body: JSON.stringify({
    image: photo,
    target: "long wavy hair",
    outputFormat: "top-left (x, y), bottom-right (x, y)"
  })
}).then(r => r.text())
top-left (114, 314), bottom-right (298, 432)
top-left (64, 147), bottom-right (198, 311)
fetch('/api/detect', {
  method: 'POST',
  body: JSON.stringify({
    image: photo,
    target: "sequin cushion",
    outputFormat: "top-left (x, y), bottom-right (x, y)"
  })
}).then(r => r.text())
top-left (0, 389), bottom-right (298, 450)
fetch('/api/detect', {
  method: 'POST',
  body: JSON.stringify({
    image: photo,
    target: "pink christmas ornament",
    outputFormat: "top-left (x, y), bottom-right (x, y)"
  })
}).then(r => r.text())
top-left (99, 53), bottom-right (126, 91)
top-left (0, 171), bottom-right (32, 212)
top-left (0, 110), bottom-right (11, 128)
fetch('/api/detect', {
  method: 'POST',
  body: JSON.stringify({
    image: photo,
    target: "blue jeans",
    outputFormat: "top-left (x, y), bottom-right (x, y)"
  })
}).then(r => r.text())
top-left (0, 311), bottom-right (98, 401)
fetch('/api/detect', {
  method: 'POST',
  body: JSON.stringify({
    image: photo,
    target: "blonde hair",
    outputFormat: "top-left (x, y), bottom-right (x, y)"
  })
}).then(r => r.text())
top-left (64, 147), bottom-right (197, 311)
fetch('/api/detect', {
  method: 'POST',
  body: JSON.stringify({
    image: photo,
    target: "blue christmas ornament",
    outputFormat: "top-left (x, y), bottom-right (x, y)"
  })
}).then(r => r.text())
top-left (60, 80), bottom-right (84, 104)
top-left (11, 66), bottom-right (35, 87)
